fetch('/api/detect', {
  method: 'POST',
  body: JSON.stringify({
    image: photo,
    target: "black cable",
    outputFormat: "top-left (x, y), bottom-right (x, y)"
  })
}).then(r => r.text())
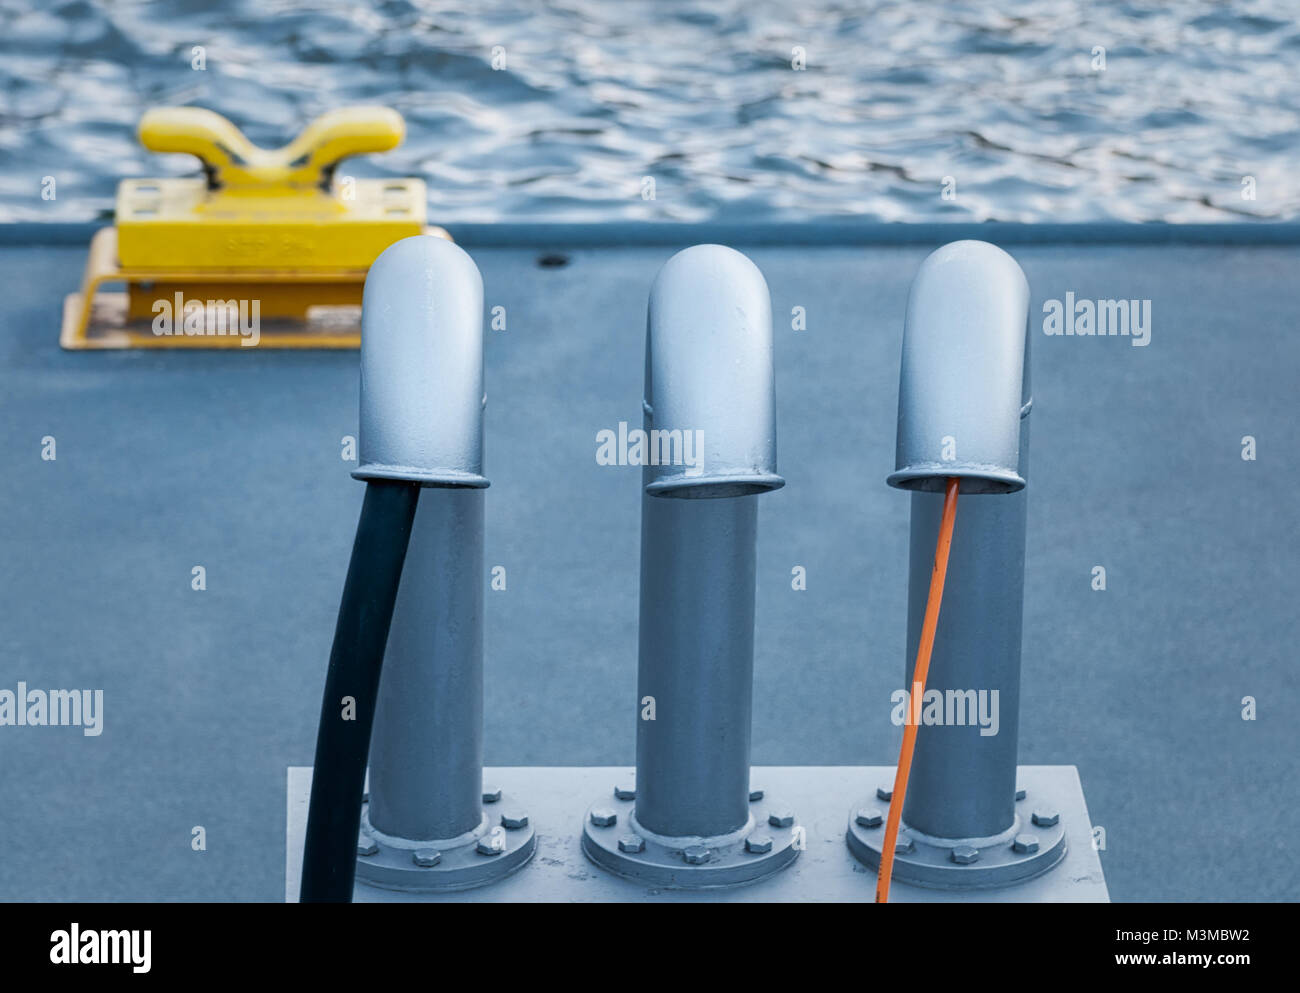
top-left (300, 479), bottom-right (420, 903)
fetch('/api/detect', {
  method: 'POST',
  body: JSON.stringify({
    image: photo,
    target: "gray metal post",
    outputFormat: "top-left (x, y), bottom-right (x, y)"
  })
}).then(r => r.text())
top-left (903, 361), bottom-right (1029, 842)
top-left (847, 240), bottom-right (1066, 888)
top-left (634, 492), bottom-right (758, 839)
top-left (582, 244), bottom-right (799, 887)
top-left (369, 487), bottom-right (485, 842)
top-left (353, 234), bottom-right (534, 891)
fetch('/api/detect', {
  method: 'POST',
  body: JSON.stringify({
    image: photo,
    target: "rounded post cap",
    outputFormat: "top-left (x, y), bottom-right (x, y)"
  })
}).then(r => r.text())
top-left (353, 235), bottom-right (489, 488)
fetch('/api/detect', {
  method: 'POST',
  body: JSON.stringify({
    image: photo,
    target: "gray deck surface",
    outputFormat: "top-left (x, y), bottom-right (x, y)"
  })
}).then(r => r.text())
top-left (0, 228), bottom-right (1296, 901)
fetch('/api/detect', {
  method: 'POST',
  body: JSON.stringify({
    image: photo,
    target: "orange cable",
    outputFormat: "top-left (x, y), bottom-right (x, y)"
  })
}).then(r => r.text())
top-left (876, 475), bottom-right (960, 903)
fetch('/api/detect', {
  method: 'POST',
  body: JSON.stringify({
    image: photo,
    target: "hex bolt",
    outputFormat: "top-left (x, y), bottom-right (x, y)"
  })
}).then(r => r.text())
top-left (951, 845), bottom-right (980, 865)
top-left (1015, 788), bottom-right (1027, 801)
top-left (1013, 834), bottom-right (1040, 854)
top-left (614, 784), bottom-right (636, 801)
top-left (482, 786), bottom-right (503, 804)
top-left (855, 808), bottom-right (884, 828)
top-left (682, 845), bottom-right (711, 865)
top-left (895, 834), bottom-right (914, 855)
top-left (1032, 809), bottom-right (1060, 827)
top-left (768, 810), bottom-right (795, 828)
top-left (476, 835), bottom-right (505, 856)
top-left (357, 833), bottom-right (378, 857)
top-left (877, 786), bottom-right (893, 801)
top-left (749, 787), bottom-right (765, 802)
top-left (501, 811), bottom-right (529, 830)
top-left (617, 834), bottom-right (645, 854)
top-left (412, 848), bottom-right (441, 867)
top-left (745, 835), bottom-right (774, 854)
top-left (590, 807), bottom-right (618, 828)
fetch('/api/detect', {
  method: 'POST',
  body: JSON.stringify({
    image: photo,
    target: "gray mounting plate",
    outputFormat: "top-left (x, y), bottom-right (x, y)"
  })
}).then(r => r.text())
top-left (580, 791), bottom-right (800, 888)
top-left (286, 765), bottom-right (1108, 902)
top-left (845, 789), bottom-right (1068, 889)
top-left (355, 794), bottom-right (536, 892)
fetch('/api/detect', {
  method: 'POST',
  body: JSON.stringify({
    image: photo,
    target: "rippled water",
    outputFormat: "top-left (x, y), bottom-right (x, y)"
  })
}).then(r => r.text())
top-left (2, 0), bottom-right (1297, 223)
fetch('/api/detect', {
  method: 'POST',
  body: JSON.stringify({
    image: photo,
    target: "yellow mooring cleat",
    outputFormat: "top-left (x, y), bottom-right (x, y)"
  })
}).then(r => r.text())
top-left (61, 106), bottom-right (446, 349)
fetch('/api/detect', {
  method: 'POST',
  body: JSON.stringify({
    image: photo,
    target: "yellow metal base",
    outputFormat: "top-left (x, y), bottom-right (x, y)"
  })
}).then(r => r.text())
top-left (115, 177), bottom-right (426, 272)
top-left (60, 226), bottom-right (451, 350)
